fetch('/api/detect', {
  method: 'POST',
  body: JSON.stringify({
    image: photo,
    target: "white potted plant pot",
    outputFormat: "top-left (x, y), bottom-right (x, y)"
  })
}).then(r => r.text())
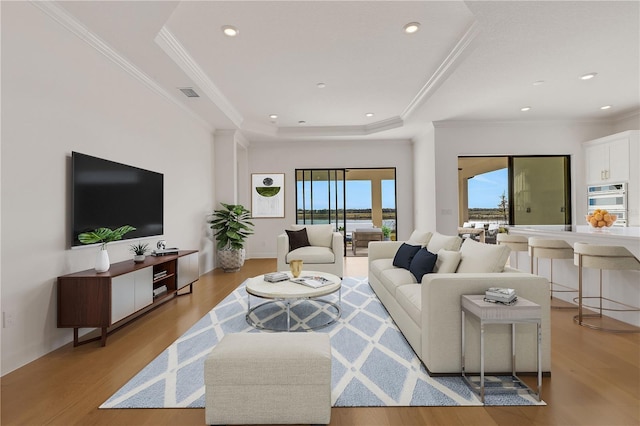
top-left (217, 248), bottom-right (246, 272)
top-left (95, 248), bottom-right (110, 272)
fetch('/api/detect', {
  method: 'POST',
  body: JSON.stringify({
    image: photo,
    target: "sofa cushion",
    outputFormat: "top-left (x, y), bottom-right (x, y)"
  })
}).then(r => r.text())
top-left (379, 268), bottom-right (417, 296)
top-left (407, 230), bottom-right (433, 247)
top-left (290, 224), bottom-right (333, 248)
top-left (427, 232), bottom-right (462, 253)
top-left (369, 258), bottom-right (394, 281)
top-left (286, 228), bottom-right (311, 251)
top-left (434, 249), bottom-right (462, 273)
top-left (396, 284), bottom-right (421, 326)
top-left (456, 238), bottom-right (511, 273)
top-left (392, 243), bottom-right (422, 270)
top-left (286, 246), bottom-right (335, 264)
top-left (408, 248), bottom-right (437, 282)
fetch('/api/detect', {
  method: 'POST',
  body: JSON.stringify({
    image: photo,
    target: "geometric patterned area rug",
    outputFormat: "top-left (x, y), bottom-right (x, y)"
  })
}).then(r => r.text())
top-left (100, 277), bottom-right (544, 409)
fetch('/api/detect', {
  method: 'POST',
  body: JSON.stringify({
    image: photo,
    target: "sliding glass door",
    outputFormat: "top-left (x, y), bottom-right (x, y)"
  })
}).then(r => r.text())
top-left (295, 168), bottom-right (398, 246)
top-left (295, 169), bottom-right (346, 229)
top-left (510, 156), bottom-right (571, 225)
top-left (458, 155), bottom-right (571, 226)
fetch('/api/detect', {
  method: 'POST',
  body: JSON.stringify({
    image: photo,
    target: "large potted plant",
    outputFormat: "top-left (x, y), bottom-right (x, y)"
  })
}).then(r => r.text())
top-left (208, 203), bottom-right (254, 272)
top-left (78, 225), bottom-right (136, 272)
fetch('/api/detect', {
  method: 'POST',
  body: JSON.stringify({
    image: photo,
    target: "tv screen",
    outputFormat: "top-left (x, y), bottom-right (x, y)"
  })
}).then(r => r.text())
top-left (72, 152), bottom-right (163, 247)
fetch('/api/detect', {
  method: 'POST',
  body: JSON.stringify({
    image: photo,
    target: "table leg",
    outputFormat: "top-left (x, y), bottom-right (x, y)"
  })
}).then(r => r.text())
top-left (537, 322), bottom-right (542, 401)
top-left (461, 310), bottom-right (466, 378)
top-left (480, 322), bottom-right (485, 402)
top-left (511, 323), bottom-right (516, 377)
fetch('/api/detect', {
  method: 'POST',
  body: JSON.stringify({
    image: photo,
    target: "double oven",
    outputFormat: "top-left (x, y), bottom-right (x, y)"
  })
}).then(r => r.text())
top-left (587, 182), bottom-right (627, 226)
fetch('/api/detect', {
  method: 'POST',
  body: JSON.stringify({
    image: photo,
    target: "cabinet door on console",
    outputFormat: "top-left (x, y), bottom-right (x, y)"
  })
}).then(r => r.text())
top-left (134, 267), bottom-right (153, 311)
top-left (112, 268), bottom-right (153, 323)
top-left (177, 252), bottom-right (199, 289)
top-left (112, 274), bottom-right (135, 324)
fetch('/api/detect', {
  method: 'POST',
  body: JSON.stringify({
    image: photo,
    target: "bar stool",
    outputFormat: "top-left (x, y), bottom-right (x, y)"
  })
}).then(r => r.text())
top-left (528, 238), bottom-right (577, 310)
top-left (573, 242), bottom-right (640, 333)
top-left (496, 234), bottom-right (528, 270)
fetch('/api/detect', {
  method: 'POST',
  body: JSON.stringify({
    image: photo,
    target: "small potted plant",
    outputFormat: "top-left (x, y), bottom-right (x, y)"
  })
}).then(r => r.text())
top-left (207, 203), bottom-right (254, 272)
top-left (78, 225), bottom-right (136, 272)
top-left (381, 224), bottom-right (392, 241)
top-left (129, 242), bottom-right (149, 263)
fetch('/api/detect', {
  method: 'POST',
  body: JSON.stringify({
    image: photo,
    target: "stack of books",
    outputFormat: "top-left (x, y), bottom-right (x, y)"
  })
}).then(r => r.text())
top-left (154, 270), bottom-right (167, 281)
top-left (153, 285), bottom-right (168, 298)
top-left (264, 272), bottom-right (289, 283)
top-left (484, 287), bottom-right (517, 305)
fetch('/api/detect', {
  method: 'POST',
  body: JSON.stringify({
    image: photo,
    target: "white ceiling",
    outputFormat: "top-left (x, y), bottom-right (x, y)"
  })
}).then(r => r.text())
top-left (55, 1), bottom-right (640, 143)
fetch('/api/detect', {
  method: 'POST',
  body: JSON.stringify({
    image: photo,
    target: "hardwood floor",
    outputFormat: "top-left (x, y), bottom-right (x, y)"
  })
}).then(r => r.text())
top-left (2, 257), bottom-right (638, 425)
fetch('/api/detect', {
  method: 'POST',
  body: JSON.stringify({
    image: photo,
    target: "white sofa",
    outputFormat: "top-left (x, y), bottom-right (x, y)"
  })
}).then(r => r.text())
top-left (277, 224), bottom-right (344, 277)
top-left (368, 231), bottom-right (551, 375)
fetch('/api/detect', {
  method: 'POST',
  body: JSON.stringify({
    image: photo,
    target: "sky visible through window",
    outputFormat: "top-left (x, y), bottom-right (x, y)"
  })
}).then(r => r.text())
top-left (297, 180), bottom-right (396, 209)
top-left (468, 168), bottom-right (508, 208)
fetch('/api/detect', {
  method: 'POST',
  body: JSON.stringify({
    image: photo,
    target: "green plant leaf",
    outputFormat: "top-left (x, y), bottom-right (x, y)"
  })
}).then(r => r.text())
top-left (78, 225), bottom-right (136, 247)
top-left (207, 203), bottom-right (254, 250)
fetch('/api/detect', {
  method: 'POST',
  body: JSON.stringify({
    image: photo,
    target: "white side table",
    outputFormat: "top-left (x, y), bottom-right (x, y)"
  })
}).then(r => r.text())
top-left (461, 294), bottom-right (542, 403)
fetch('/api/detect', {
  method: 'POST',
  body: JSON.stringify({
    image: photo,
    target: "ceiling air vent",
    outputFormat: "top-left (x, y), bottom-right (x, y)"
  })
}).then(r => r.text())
top-left (179, 87), bottom-right (200, 98)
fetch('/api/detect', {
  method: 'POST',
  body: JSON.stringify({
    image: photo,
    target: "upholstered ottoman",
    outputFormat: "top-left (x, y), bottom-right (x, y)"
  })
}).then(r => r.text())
top-left (204, 332), bottom-right (332, 425)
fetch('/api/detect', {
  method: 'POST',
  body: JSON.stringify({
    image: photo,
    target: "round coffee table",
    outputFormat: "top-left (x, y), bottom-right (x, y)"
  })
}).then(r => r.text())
top-left (245, 271), bottom-right (342, 331)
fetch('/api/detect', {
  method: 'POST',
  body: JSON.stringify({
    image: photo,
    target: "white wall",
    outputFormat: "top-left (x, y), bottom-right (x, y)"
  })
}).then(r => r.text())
top-left (412, 125), bottom-right (437, 230)
top-left (244, 139), bottom-right (414, 258)
top-left (1, 3), bottom-right (215, 375)
top-left (431, 121), bottom-right (614, 234)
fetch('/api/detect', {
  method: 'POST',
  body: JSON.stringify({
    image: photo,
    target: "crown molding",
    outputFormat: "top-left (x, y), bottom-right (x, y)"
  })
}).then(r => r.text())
top-left (401, 20), bottom-right (481, 120)
top-left (612, 108), bottom-right (640, 123)
top-left (155, 27), bottom-right (244, 128)
top-left (30, 1), bottom-right (213, 132)
top-left (276, 116), bottom-right (403, 138)
top-left (432, 118), bottom-right (615, 128)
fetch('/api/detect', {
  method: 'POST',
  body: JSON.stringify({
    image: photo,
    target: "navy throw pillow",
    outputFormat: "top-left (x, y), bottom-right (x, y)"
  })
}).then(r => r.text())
top-left (286, 228), bottom-right (311, 251)
top-left (409, 248), bottom-right (438, 282)
top-left (392, 243), bottom-right (422, 270)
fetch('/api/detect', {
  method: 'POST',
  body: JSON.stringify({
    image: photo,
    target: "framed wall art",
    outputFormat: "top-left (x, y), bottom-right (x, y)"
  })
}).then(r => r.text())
top-left (251, 173), bottom-right (285, 218)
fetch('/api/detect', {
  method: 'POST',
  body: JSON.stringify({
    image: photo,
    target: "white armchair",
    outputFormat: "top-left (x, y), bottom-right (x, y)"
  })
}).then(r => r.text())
top-left (277, 224), bottom-right (344, 277)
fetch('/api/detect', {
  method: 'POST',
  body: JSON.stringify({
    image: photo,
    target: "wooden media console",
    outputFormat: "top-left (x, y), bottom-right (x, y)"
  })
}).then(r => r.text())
top-left (57, 250), bottom-right (199, 347)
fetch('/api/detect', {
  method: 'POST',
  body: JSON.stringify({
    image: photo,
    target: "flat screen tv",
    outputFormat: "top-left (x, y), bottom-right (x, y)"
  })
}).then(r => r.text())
top-left (72, 152), bottom-right (163, 247)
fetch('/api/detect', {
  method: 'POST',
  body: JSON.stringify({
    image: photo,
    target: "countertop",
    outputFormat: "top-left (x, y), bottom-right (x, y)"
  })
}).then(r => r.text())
top-left (508, 225), bottom-right (640, 239)
top-left (508, 225), bottom-right (640, 257)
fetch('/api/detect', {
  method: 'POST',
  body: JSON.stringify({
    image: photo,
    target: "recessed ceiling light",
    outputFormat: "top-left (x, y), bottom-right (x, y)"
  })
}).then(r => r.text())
top-left (520, 106), bottom-right (532, 112)
top-left (298, 120), bottom-right (306, 125)
top-left (317, 83), bottom-right (326, 89)
top-left (533, 80), bottom-right (545, 86)
top-left (222, 25), bottom-right (239, 37)
top-left (600, 105), bottom-right (612, 110)
top-left (403, 22), bottom-right (420, 34)
top-left (365, 112), bottom-right (374, 117)
top-left (269, 114), bottom-right (278, 119)
top-left (580, 72), bottom-right (597, 80)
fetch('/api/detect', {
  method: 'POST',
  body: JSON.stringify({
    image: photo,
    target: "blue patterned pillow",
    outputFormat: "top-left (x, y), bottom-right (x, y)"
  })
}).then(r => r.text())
top-left (392, 243), bottom-right (422, 270)
top-left (409, 248), bottom-right (438, 282)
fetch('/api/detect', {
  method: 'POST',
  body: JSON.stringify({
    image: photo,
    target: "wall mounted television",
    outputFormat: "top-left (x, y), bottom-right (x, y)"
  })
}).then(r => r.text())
top-left (72, 152), bottom-right (164, 247)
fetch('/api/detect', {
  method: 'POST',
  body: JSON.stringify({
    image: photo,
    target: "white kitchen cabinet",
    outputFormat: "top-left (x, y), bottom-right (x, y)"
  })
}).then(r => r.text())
top-left (583, 130), bottom-right (639, 226)
top-left (585, 136), bottom-right (629, 184)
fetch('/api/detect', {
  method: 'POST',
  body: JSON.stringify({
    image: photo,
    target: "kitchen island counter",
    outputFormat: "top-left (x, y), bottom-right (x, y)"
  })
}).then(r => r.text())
top-left (507, 225), bottom-right (639, 328)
